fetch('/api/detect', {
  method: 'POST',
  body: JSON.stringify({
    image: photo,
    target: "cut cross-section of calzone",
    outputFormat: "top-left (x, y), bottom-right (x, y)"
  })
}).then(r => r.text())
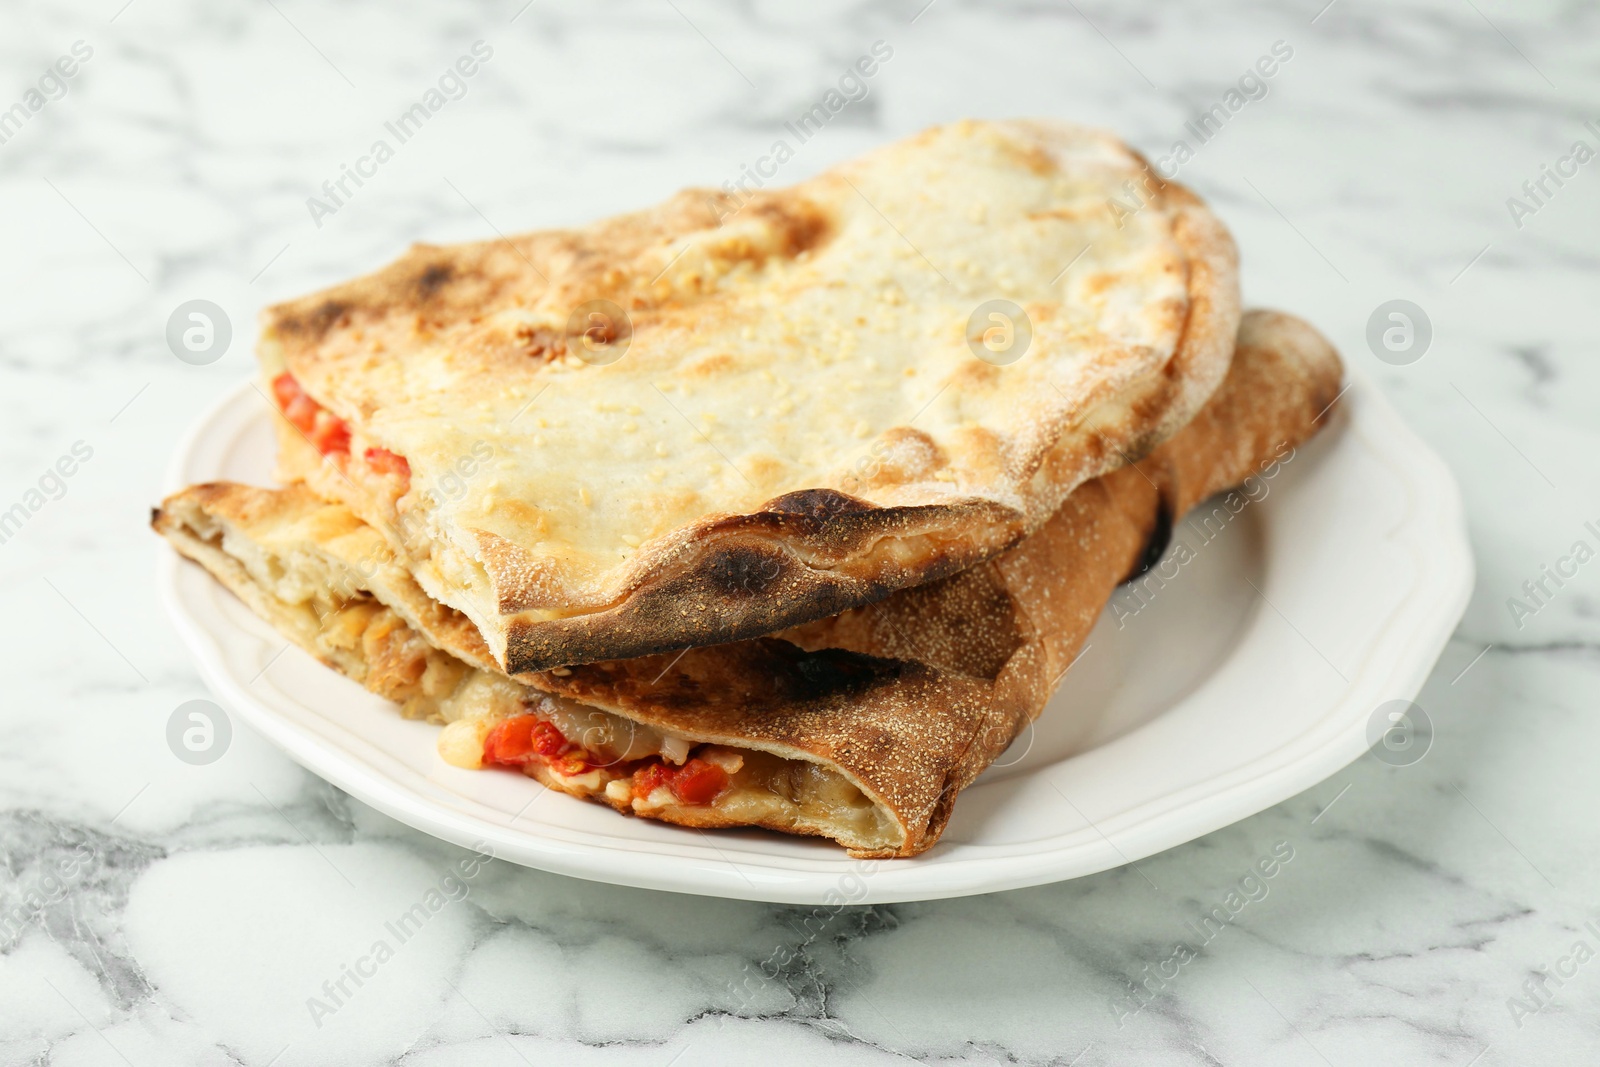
top-left (260, 119), bottom-right (1240, 674)
top-left (159, 311), bottom-right (1339, 856)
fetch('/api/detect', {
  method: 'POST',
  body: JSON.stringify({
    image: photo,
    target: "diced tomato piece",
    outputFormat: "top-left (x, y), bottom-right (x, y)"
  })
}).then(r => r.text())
top-left (632, 762), bottom-right (674, 800)
top-left (364, 447), bottom-right (411, 480)
top-left (271, 372), bottom-right (302, 410)
top-left (482, 714), bottom-right (580, 777)
top-left (483, 716), bottom-right (538, 766)
top-left (283, 394), bottom-right (320, 434)
top-left (308, 412), bottom-right (350, 456)
top-left (527, 719), bottom-right (570, 758)
top-left (630, 757), bottom-right (730, 805)
top-left (669, 758), bottom-right (729, 805)
top-left (272, 371), bottom-right (350, 455)
top-left (273, 372), bottom-right (320, 433)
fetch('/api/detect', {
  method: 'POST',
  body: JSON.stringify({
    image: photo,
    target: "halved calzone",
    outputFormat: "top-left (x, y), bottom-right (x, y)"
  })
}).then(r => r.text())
top-left (158, 311), bottom-right (1340, 855)
top-left (260, 119), bottom-right (1240, 674)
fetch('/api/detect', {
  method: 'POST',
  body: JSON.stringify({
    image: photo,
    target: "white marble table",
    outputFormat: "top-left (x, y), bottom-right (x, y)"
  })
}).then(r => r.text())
top-left (4, 1), bottom-right (1598, 1063)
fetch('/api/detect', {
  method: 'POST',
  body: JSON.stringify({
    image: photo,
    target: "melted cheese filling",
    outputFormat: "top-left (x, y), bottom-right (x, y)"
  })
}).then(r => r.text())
top-left (190, 509), bottom-right (900, 851)
top-left (437, 702), bottom-right (898, 850)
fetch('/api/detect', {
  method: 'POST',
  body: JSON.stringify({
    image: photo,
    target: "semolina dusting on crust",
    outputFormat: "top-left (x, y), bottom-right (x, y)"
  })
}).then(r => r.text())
top-left (261, 119), bottom-right (1241, 673)
top-left (158, 311), bottom-right (1340, 856)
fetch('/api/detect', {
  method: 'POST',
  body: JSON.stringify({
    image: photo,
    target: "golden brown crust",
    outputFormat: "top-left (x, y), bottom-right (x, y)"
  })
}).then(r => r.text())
top-left (573, 308), bottom-right (1343, 854)
top-left (944, 308), bottom-right (1344, 694)
top-left (159, 309), bottom-right (1340, 855)
top-left (260, 120), bottom-right (1242, 674)
top-left (483, 308), bottom-right (1342, 854)
top-left (500, 490), bottom-right (1026, 673)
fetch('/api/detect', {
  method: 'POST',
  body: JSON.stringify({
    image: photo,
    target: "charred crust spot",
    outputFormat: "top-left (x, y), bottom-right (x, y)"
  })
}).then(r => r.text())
top-left (278, 299), bottom-right (350, 340)
top-left (501, 503), bottom-right (1019, 675)
top-left (759, 639), bottom-right (904, 703)
top-left (763, 487), bottom-right (874, 527)
top-left (414, 263), bottom-right (454, 299)
top-left (503, 565), bottom-right (908, 676)
top-left (702, 542), bottom-right (786, 597)
top-left (1125, 497), bottom-right (1173, 582)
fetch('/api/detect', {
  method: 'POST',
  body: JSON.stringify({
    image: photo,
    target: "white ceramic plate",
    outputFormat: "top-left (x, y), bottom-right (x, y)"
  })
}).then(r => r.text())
top-left (160, 373), bottom-right (1472, 903)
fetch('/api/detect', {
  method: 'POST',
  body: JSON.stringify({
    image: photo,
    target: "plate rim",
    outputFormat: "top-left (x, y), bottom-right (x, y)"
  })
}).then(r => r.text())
top-left (158, 370), bottom-right (1474, 903)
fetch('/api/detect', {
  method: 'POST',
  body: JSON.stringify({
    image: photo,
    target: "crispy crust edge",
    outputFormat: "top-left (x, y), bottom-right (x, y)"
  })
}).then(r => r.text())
top-left (500, 174), bottom-right (1240, 675)
top-left (153, 309), bottom-right (1342, 858)
top-left (263, 123), bottom-right (1243, 675)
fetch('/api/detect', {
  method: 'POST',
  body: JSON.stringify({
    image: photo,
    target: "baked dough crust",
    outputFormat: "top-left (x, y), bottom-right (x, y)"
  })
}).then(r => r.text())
top-left (262, 119), bottom-right (1241, 673)
top-left (160, 311), bottom-right (1339, 855)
